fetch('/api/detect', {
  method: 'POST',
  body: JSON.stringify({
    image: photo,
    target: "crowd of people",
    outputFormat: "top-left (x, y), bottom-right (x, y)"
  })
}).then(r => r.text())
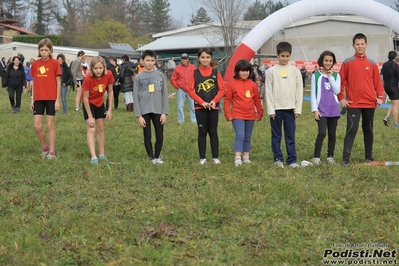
top-left (3, 32), bottom-right (396, 167)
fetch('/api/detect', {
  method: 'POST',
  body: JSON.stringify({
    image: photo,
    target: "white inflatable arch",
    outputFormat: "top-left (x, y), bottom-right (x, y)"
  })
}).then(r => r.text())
top-left (224, 0), bottom-right (399, 82)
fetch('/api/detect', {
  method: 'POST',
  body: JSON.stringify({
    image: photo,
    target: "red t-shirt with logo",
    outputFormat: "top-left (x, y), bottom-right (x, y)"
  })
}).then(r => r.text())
top-left (30, 58), bottom-right (62, 100)
top-left (82, 70), bottom-right (114, 107)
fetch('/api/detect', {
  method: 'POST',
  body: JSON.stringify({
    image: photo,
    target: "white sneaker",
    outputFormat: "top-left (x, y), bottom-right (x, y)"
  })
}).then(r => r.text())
top-left (234, 158), bottom-right (242, 166)
top-left (326, 157), bottom-right (335, 165)
top-left (151, 156), bottom-right (164, 164)
top-left (75, 107), bottom-right (80, 111)
top-left (199, 159), bottom-right (207, 165)
top-left (243, 158), bottom-right (251, 164)
top-left (274, 160), bottom-right (284, 168)
top-left (288, 162), bottom-right (299, 168)
top-left (213, 158), bottom-right (221, 165)
top-left (311, 157), bottom-right (321, 165)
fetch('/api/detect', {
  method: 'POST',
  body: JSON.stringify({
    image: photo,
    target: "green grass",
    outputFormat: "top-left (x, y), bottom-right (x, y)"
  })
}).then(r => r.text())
top-left (0, 84), bottom-right (398, 265)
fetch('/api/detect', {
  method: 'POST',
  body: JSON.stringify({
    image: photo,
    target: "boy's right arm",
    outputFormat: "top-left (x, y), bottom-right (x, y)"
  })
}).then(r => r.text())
top-left (265, 69), bottom-right (275, 117)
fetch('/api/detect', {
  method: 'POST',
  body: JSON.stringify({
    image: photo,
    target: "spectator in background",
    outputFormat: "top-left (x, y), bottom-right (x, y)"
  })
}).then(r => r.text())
top-left (170, 53), bottom-right (197, 124)
top-left (210, 59), bottom-right (219, 69)
top-left (57, 53), bottom-right (73, 114)
top-left (71, 50), bottom-right (86, 111)
top-left (300, 65), bottom-right (307, 88)
top-left (4, 55), bottom-right (26, 114)
top-left (24, 61), bottom-right (33, 94)
top-left (17, 53), bottom-right (25, 65)
top-left (0, 57), bottom-right (6, 87)
top-left (107, 57), bottom-right (121, 110)
top-left (167, 57), bottom-right (176, 78)
top-left (119, 54), bottom-right (135, 112)
top-left (382, 51), bottom-right (399, 127)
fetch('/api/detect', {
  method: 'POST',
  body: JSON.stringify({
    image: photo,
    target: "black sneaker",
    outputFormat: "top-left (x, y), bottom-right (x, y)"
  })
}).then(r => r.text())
top-left (341, 159), bottom-right (350, 166)
top-left (365, 158), bottom-right (374, 164)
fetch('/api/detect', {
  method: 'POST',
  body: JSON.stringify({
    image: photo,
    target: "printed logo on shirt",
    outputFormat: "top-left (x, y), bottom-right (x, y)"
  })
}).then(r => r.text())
top-left (365, 67), bottom-right (370, 70)
top-left (197, 78), bottom-right (215, 93)
top-left (324, 81), bottom-right (331, 90)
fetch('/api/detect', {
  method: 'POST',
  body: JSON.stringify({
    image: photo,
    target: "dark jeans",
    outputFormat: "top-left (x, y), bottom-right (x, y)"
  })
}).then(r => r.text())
top-left (142, 113), bottom-right (164, 159)
top-left (8, 85), bottom-right (23, 108)
top-left (343, 108), bottom-right (375, 161)
top-left (107, 84), bottom-right (121, 110)
top-left (195, 109), bottom-right (219, 159)
top-left (270, 109), bottom-right (297, 164)
top-left (313, 116), bottom-right (339, 158)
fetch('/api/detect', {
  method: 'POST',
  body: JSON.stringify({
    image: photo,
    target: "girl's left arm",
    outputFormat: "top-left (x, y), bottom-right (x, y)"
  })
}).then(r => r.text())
top-left (253, 83), bottom-right (263, 120)
top-left (329, 72), bottom-right (341, 95)
top-left (55, 75), bottom-right (61, 111)
top-left (212, 72), bottom-right (225, 104)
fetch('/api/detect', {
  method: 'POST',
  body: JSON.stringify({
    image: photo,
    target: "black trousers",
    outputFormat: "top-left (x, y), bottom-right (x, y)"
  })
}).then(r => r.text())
top-left (195, 109), bottom-right (219, 159)
top-left (142, 113), bottom-right (163, 159)
top-left (313, 116), bottom-right (339, 158)
top-left (8, 85), bottom-right (23, 108)
top-left (343, 108), bottom-right (375, 161)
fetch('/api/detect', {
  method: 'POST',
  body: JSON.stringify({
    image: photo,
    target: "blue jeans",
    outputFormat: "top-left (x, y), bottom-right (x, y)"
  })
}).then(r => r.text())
top-left (61, 85), bottom-right (68, 113)
top-left (177, 88), bottom-right (196, 123)
top-left (270, 110), bottom-right (297, 164)
top-left (232, 119), bottom-right (255, 152)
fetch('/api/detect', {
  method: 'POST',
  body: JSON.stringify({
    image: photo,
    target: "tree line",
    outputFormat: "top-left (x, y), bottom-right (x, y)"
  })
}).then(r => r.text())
top-left (1, 0), bottom-right (398, 50)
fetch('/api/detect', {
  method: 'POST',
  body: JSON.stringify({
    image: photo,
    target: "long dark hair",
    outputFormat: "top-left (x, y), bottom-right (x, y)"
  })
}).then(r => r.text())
top-left (233, 59), bottom-right (252, 79)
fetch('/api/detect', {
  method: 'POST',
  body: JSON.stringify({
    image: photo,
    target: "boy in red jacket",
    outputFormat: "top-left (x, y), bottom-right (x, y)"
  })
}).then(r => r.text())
top-left (338, 33), bottom-right (384, 165)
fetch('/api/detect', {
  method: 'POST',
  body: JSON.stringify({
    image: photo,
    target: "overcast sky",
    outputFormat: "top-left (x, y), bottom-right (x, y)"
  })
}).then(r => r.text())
top-left (169, 0), bottom-right (397, 26)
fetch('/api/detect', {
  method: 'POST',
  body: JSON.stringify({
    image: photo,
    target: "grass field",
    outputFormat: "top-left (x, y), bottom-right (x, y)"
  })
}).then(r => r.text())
top-left (0, 84), bottom-right (398, 265)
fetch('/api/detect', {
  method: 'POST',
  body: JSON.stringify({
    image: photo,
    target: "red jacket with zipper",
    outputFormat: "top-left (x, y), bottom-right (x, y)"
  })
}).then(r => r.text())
top-left (170, 63), bottom-right (196, 91)
top-left (338, 53), bottom-right (384, 108)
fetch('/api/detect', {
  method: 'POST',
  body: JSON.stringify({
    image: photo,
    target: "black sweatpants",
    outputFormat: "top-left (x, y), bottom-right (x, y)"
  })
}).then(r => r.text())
top-left (142, 113), bottom-right (163, 159)
top-left (343, 108), bottom-right (375, 161)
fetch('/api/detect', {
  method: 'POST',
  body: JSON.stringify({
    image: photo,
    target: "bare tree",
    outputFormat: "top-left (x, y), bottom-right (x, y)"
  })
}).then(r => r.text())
top-left (52, 0), bottom-right (89, 46)
top-left (199, 0), bottom-right (249, 61)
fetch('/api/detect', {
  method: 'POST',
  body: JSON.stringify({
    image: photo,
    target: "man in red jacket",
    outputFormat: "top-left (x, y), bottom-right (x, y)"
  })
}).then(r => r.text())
top-left (338, 33), bottom-right (385, 165)
top-left (170, 53), bottom-right (197, 123)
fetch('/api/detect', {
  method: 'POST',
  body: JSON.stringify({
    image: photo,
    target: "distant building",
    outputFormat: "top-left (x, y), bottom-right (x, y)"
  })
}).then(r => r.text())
top-left (138, 15), bottom-right (396, 67)
top-left (0, 4), bottom-right (37, 43)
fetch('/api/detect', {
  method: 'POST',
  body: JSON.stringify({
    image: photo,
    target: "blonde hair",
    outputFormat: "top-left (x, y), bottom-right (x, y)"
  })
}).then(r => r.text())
top-left (37, 38), bottom-right (54, 58)
top-left (88, 56), bottom-right (107, 77)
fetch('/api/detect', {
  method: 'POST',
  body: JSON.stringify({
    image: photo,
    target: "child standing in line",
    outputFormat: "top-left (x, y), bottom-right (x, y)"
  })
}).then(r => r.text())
top-left (265, 42), bottom-right (303, 168)
top-left (82, 56), bottom-right (114, 164)
top-left (310, 51), bottom-right (341, 165)
top-left (133, 50), bottom-right (169, 164)
top-left (187, 48), bottom-right (225, 165)
top-left (224, 59), bottom-right (263, 166)
top-left (255, 76), bottom-right (265, 106)
top-left (29, 38), bottom-right (62, 159)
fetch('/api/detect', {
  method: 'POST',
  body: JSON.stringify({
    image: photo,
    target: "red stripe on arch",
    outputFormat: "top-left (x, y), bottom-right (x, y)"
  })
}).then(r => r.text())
top-left (224, 43), bottom-right (255, 83)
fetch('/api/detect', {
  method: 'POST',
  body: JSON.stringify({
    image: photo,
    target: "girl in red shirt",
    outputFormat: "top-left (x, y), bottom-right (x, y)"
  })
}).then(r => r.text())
top-left (224, 60), bottom-right (263, 166)
top-left (82, 56), bottom-right (114, 164)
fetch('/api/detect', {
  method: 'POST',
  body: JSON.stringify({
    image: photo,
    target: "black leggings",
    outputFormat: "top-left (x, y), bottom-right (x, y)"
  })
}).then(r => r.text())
top-left (142, 113), bottom-right (163, 159)
top-left (8, 86), bottom-right (23, 108)
top-left (313, 116), bottom-right (339, 158)
top-left (195, 109), bottom-right (219, 159)
top-left (106, 84), bottom-right (121, 109)
top-left (343, 108), bottom-right (375, 160)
